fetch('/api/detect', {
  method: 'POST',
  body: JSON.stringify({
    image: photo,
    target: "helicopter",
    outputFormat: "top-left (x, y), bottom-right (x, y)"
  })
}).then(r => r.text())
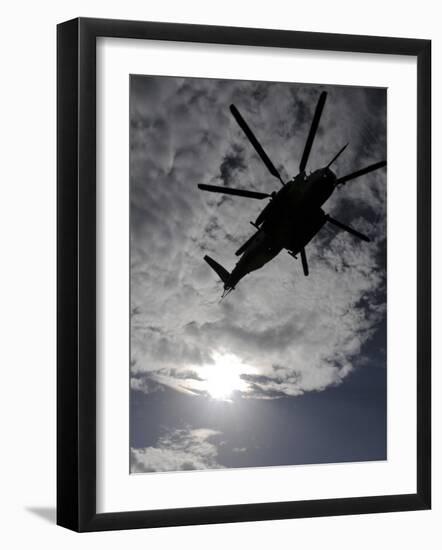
top-left (198, 91), bottom-right (386, 298)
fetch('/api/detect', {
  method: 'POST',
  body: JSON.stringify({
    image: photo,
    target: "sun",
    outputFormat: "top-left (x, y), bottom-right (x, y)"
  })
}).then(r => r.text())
top-left (200, 352), bottom-right (250, 401)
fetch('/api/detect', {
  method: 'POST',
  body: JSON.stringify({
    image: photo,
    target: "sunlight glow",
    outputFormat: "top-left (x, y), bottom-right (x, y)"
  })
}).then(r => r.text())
top-left (198, 352), bottom-right (252, 401)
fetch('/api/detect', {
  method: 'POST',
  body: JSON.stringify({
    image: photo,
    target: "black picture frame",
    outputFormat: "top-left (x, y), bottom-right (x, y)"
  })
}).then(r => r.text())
top-left (57, 17), bottom-right (431, 532)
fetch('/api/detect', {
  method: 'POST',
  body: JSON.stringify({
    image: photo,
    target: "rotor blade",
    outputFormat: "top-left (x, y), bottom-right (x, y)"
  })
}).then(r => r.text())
top-left (300, 247), bottom-right (309, 276)
top-left (198, 184), bottom-right (270, 200)
top-left (326, 143), bottom-right (349, 168)
top-left (336, 160), bottom-right (386, 185)
top-left (230, 104), bottom-right (284, 185)
top-left (299, 91), bottom-right (327, 173)
top-left (326, 215), bottom-right (370, 242)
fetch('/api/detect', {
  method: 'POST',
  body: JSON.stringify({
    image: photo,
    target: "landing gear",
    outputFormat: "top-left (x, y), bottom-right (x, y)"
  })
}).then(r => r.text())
top-left (287, 248), bottom-right (309, 276)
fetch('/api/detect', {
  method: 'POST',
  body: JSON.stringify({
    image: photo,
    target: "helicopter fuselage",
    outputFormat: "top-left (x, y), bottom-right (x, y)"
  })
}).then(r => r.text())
top-left (225, 168), bottom-right (337, 290)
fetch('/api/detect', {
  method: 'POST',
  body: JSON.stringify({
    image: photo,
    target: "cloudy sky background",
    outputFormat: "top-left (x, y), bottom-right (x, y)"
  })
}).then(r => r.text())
top-left (129, 75), bottom-right (387, 473)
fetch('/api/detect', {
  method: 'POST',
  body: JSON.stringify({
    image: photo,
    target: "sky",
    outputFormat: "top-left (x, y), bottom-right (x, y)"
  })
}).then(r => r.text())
top-left (129, 74), bottom-right (387, 473)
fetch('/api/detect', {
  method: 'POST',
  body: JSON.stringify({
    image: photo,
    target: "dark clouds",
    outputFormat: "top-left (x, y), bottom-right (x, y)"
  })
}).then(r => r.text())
top-left (219, 143), bottom-right (247, 186)
top-left (129, 75), bottom-right (386, 471)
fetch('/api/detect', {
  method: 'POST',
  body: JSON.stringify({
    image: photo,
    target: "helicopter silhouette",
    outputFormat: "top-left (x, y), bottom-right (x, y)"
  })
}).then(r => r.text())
top-left (198, 91), bottom-right (386, 298)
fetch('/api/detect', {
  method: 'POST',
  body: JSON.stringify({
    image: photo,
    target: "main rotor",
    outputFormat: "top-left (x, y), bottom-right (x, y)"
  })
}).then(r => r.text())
top-left (198, 91), bottom-right (386, 202)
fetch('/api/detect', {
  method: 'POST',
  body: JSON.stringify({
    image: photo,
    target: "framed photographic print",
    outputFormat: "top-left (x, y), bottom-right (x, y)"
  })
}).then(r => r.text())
top-left (57, 17), bottom-right (431, 532)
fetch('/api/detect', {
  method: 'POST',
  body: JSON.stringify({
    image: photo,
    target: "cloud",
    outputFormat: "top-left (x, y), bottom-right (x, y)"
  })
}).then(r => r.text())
top-left (130, 76), bottom-right (386, 400)
top-left (130, 373), bottom-right (165, 395)
top-left (131, 427), bottom-right (224, 473)
top-left (219, 143), bottom-right (247, 186)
